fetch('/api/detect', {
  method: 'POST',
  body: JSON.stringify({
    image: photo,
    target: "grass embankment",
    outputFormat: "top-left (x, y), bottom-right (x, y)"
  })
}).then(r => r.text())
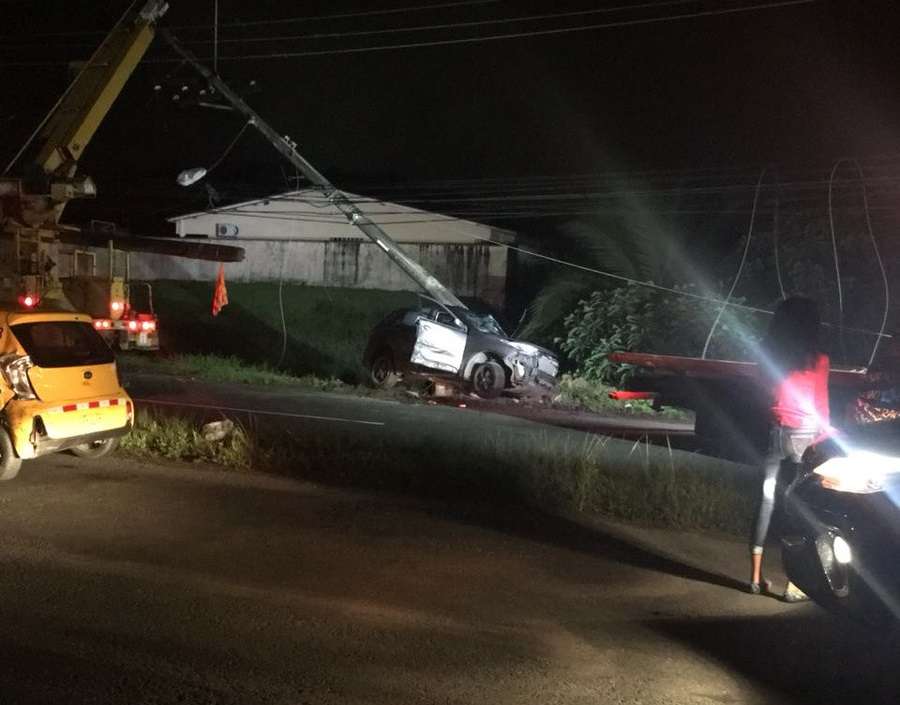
top-left (122, 409), bottom-right (752, 535)
top-left (120, 353), bottom-right (351, 392)
top-left (144, 281), bottom-right (690, 417)
top-left (150, 281), bottom-right (416, 383)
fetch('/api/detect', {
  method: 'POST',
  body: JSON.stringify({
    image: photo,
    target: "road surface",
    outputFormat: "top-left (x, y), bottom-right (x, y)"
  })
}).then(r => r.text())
top-left (123, 372), bottom-right (697, 454)
top-left (0, 454), bottom-right (897, 704)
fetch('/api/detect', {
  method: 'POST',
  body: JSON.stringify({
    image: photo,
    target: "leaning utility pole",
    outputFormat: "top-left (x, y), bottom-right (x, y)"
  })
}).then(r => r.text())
top-left (161, 30), bottom-right (466, 309)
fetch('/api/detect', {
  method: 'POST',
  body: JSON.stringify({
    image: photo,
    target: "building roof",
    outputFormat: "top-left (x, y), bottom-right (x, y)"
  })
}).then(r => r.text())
top-left (168, 188), bottom-right (516, 244)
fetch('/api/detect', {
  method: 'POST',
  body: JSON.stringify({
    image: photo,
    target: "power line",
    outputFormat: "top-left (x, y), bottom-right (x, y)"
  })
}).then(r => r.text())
top-left (1, 0), bottom-right (817, 67)
top-left (154, 0), bottom-right (819, 63)
top-left (0, 0), bottom-right (501, 40)
top-left (702, 168), bottom-right (766, 358)
top-left (0, 0), bottom-right (704, 49)
top-left (154, 0), bottom-right (707, 46)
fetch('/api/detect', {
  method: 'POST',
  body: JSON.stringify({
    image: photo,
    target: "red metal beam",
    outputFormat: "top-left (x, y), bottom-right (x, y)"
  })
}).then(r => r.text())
top-left (609, 351), bottom-right (867, 387)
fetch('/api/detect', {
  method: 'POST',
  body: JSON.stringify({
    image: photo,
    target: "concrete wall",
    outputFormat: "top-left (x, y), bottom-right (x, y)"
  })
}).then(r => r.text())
top-left (80, 239), bottom-right (509, 308)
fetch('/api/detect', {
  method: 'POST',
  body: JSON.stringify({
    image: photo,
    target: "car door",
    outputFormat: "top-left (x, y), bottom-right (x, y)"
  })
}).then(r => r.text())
top-left (410, 310), bottom-right (468, 374)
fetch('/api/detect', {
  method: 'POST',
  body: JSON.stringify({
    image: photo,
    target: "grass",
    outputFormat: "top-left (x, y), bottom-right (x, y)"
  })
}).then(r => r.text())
top-left (121, 408), bottom-right (754, 536)
top-left (119, 353), bottom-right (349, 391)
top-left (554, 375), bottom-right (692, 421)
top-left (149, 281), bottom-right (417, 383)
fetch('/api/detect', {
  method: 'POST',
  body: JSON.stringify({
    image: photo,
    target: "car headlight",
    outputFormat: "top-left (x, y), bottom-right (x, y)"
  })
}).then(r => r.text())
top-left (814, 451), bottom-right (900, 494)
top-left (0, 354), bottom-right (36, 400)
top-left (832, 535), bottom-right (852, 564)
top-left (538, 354), bottom-right (559, 377)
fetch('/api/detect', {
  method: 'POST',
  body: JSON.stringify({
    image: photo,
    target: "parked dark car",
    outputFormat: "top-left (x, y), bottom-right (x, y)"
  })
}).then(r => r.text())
top-left (782, 419), bottom-right (900, 627)
top-left (363, 305), bottom-right (559, 398)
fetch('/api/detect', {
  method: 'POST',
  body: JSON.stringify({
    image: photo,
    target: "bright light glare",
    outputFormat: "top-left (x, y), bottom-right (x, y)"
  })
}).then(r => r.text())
top-left (833, 535), bottom-right (852, 564)
top-left (814, 452), bottom-right (900, 493)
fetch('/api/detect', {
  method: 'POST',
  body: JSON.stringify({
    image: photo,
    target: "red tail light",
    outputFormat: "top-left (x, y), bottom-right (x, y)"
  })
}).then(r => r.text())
top-left (93, 319), bottom-right (112, 330)
top-left (18, 295), bottom-right (39, 308)
top-left (127, 320), bottom-right (139, 331)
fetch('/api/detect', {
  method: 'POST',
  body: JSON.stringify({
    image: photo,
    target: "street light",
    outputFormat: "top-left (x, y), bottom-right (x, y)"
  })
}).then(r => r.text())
top-left (176, 167), bottom-right (207, 187)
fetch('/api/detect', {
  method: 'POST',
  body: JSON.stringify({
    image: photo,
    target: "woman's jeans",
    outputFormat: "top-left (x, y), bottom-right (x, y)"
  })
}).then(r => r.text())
top-left (751, 425), bottom-right (817, 554)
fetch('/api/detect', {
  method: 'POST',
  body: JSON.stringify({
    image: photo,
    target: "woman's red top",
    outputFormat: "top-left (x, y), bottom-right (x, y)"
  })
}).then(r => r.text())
top-left (771, 353), bottom-right (830, 430)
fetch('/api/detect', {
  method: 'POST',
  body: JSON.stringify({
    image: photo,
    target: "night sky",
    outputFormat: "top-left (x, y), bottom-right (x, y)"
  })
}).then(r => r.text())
top-left (2, 1), bottom-right (899, 249)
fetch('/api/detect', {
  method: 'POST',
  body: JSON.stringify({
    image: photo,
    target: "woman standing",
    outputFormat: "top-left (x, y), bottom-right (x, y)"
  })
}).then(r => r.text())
top-left (750, 297), bottom-right (831, 601)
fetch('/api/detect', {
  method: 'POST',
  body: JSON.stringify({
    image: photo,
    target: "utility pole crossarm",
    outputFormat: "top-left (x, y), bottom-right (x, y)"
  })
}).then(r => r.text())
top-left (161, 29), bottom-right (466, 310)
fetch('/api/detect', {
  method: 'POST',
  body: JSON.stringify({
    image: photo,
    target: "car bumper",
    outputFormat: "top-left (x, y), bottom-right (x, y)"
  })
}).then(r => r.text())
top-left (4, 394), bottom-right (133, 459)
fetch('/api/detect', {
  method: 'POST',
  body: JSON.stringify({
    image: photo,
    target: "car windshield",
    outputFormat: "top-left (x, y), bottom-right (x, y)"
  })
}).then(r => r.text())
top-left (12, 321), bottom-right (114, 368)
top-left (458, 311), bottom-right (506, 337)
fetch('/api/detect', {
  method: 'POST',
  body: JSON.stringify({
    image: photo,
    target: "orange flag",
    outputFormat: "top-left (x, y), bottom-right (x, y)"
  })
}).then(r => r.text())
top-left (211, 263), bottom-right (229, 316)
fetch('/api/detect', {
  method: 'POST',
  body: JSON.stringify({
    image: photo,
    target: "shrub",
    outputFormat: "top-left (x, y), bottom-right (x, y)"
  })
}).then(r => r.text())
top-left (558, 283), bottom-right (766, 386)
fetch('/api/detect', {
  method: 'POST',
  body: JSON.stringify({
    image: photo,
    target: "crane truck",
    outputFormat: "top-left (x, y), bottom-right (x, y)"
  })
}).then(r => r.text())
top-left (0, 0), bottom-right (243, 348)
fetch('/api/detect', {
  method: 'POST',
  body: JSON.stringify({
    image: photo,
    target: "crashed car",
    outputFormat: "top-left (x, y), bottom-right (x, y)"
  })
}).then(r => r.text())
top-left (363, 305), bottom-right (559, 398)
top-left (0, 308), bottom-right (134, 481)
top-left (782, 419), bottom-right (900, 627)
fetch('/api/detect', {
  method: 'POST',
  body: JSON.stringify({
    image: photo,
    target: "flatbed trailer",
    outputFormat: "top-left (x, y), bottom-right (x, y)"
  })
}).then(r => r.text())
top-left (609, 351), bottom-right (870, 461)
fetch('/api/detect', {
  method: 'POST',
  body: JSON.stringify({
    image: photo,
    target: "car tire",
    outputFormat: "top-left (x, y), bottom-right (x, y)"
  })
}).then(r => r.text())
top-left (70, 437), bottom-right (120, 459)
top-left (471, 360), bottom-right (505, 399)
top-left (0, 428), bottom-right (22, 481)
top-left (370, 352), bottom-right (400, 389)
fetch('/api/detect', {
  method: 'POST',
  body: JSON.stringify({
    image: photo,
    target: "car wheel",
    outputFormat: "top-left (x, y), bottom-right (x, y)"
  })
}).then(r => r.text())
top-left (370, 352), bottom-right (400, 389)
top-left (70, 438), bottom-right (120, 459)
top-left (0, 428), bottom-right (22, 481)
top-left (471, 360), bottom-right (505, 399)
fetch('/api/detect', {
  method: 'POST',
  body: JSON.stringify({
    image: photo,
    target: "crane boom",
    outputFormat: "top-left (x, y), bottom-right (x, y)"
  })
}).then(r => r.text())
top-left (161, 29), bottom-right (466, 310)
top-left (34, 1), bottom-right (168, 185)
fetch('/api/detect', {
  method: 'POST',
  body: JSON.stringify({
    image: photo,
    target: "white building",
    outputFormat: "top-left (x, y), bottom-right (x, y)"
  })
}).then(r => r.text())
top-left (131, 188), bottom-right (516, 307)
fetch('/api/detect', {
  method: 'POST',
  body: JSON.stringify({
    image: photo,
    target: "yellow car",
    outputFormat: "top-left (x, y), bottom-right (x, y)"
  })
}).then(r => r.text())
top-left (0, 309), bottom-right (133, 480)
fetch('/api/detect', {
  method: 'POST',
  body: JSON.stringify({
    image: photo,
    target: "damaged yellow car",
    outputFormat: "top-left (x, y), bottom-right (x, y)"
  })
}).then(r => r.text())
top-left (0, 310), bottom-right (133, 480)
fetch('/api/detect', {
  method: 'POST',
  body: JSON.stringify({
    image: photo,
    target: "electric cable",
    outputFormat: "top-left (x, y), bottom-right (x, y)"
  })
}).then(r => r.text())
top-left (171, 180), bottom-right (894, 342)
top-left (197, 0), bottom-right (502, 30)
top-left (206, 120), bottom-right (251, 173)
top-left (3, 0), bottom-right (816, 67)
top-left (850, 159), bottom-right (891, 370)
top-left (827, 159), bottom-right (845, 360)
top-left (701, 168), bottom-right (766, 359)
top-left (171, 0), bottom-right (707, 46)
top-left (277, 241), bottom-right (288, 367)
top-left (453, 220), bottom-right (890, 340)
top-left (772, 171), bottom-right (786, 299)
top-left (0, 0), bottom-right (503, 40)
top-left (2, 0), bottom-right (711, 50)
top-left (150, 0), bottom-right (818, 64)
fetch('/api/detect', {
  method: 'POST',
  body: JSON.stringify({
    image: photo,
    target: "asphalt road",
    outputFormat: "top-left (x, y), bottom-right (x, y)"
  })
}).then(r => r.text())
top-left (1, 454), bottom-right (898, 704)
top-left (122, 372), bottom-right (698, 460)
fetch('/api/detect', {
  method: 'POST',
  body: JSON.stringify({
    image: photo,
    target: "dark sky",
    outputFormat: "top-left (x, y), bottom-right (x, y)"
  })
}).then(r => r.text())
top-left (2, 0), bottom-right (900, 236)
